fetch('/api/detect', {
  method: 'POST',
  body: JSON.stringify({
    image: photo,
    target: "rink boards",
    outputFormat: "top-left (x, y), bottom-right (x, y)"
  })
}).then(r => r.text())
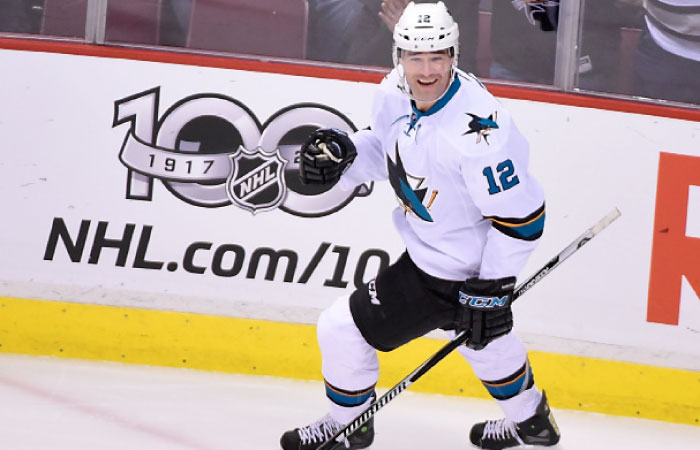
top-left (0, 39), bottom-right (699, 426)
top-left (1, 296), bottom-right (698, 426)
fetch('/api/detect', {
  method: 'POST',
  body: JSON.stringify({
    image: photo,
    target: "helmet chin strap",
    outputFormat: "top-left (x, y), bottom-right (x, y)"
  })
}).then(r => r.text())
top-left (396, 63), bottom-right (457, 106)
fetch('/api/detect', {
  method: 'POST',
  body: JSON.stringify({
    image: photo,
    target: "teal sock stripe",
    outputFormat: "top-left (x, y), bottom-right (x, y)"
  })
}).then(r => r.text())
top-left (481, 361), bottom-right (534, 400)
top-left (324, 379), bottom-right (376, 407)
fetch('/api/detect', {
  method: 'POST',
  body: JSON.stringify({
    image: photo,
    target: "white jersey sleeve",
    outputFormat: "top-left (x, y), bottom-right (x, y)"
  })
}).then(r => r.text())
top-left (457, 103), bottom-right (545, 280)
top-left (338, 79), bottom-right (393, 190)
top-left (338, 128), bottom-right (387, 190)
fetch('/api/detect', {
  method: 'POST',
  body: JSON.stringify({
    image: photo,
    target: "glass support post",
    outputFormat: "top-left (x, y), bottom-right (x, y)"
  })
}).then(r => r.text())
top-left (85, 0), bottom-right (108, 44)
top-left (554, 0), bottom-right (584, 91)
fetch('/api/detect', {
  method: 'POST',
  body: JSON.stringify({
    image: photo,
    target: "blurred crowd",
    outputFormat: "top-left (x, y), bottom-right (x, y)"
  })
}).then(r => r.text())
top-left (1, 0), bottom-right (698, 105)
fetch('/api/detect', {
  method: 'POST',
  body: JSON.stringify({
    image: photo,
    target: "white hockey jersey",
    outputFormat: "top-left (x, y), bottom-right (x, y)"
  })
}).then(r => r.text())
top-left (339, 68), bottom-right (546, 281)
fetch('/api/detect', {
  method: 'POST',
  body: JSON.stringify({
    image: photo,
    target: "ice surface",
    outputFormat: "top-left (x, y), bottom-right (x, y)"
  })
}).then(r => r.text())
top-left (0, 354), bottom-right (697, 449)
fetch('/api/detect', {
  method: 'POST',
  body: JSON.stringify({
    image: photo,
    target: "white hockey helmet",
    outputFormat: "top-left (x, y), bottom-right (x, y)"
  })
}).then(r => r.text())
top-left (392, 1), bottom-right (460, 67)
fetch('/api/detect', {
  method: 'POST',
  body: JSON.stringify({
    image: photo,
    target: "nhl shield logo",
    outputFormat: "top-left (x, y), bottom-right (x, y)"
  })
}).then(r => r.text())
top-left (226, 146), bottom-right (288, 214)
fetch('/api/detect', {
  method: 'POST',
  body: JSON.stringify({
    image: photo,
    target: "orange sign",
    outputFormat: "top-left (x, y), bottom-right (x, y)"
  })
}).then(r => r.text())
top-left (648, 152), bottom-right (700, 324)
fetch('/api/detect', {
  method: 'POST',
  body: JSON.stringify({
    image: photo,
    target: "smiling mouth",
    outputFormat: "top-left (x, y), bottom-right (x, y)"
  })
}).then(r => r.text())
top-left (417, 79), bottom-right (438, 86)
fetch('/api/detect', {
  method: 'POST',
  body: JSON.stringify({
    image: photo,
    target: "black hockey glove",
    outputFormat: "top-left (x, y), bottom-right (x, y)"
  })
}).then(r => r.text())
top-left (299, 128), bottom-right (357, 185)
top-left (454, 276), bottom-right (516, 351)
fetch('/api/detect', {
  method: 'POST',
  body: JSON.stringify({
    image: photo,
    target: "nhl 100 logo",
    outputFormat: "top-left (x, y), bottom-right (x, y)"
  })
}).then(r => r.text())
top-left (113, 87), bottom-right (371, 216)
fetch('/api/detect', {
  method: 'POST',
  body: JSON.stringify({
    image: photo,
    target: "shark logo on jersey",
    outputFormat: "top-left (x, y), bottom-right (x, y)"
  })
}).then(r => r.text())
top-left (387, 143), bottom-right (437, 222)
top-left (463, 112), bottom-right (499, 145)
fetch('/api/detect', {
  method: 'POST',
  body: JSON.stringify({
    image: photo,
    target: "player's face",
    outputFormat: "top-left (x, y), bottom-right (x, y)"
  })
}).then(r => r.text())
top-left (400, 50), bottom-right (453, 109)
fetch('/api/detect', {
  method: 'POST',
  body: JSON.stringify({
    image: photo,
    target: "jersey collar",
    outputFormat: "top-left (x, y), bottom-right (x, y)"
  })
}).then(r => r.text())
top-left (410, 75), bottom-right (461, 119)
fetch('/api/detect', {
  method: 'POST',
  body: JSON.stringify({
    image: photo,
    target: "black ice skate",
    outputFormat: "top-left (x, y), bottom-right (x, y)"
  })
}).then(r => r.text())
top-left (469, 391), bottom-right (560, 449)
top-left (280, 413), bottom-right (374, 450)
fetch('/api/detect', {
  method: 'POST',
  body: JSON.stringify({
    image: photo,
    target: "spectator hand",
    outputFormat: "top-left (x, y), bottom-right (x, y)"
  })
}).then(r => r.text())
top-left (379, 0), bottom-right (410, 32)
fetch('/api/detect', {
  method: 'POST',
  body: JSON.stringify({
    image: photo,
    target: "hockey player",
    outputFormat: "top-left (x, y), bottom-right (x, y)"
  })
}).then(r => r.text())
top-left (280, 2), bottom-right (561, 449)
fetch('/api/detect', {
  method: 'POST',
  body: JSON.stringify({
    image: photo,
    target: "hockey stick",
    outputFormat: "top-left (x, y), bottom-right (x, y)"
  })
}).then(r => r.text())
top-left (318, 208), bottom-right (621, 450)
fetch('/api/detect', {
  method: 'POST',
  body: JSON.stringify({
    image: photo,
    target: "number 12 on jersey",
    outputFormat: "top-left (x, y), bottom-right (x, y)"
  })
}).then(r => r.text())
top-left (482, 159), bottom-right (520, 195)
